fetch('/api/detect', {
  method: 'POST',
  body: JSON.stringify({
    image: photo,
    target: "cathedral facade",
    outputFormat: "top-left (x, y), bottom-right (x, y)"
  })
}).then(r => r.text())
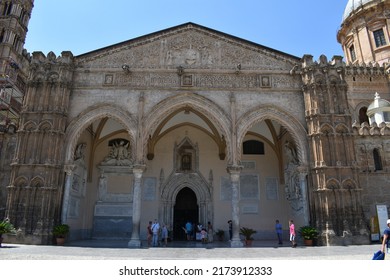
top-left (0, 0), bottom-right (390, 246)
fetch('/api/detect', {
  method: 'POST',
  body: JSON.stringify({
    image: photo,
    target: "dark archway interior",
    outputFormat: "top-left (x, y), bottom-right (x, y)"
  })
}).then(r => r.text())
top-left (173, 187), bottom-right (198, 240)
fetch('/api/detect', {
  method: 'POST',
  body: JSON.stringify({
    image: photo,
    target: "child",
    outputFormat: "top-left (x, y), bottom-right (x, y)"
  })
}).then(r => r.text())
top-left (201, 228), bottom-right (208, 243)
top-left (289, 219), bottom-right (297, 248)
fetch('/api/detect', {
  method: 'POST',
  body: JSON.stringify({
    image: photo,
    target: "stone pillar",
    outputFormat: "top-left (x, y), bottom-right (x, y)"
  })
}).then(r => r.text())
top-left (297, 166), bottom-right (309, 225)
top-left (227, 164), bottom-right (243, 248)
top-left (128, 164), bottom-right (146, 248)
top-left (61, 165), bottom-right (74, 224)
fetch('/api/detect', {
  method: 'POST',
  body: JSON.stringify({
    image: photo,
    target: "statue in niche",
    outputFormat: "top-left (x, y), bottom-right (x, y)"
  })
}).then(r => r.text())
top-left (102, 139), bottom-right (132, 166)
top-left (181, 154), bottom-right (191, 171)
top-left (284, 140), bottom-right (302, 213)
top-left (74, 143), bottom-right (86, 161)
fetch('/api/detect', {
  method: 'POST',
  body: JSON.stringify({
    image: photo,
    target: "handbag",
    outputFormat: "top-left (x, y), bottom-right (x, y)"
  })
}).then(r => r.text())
top-left (372, 250), bottom-right (385, 260)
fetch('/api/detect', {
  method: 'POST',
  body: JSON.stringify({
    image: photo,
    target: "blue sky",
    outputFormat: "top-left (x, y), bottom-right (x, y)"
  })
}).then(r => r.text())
top-left (24, 0), bottom-right (348, 60)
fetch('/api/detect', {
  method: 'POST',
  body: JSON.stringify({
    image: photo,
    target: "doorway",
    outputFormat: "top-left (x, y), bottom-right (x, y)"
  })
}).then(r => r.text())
top-left (173, 187), bottom-right (198, 241)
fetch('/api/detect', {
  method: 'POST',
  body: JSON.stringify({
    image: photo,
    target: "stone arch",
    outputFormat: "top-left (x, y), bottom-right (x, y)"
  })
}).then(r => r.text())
top-left (143, 93), bottom-right (231, 161)
top-left (325, 178), bottom-right (341, 190)
top-left (160, 173), bottom-right (213, 230)
top-left (14, 176), bottom-right (28, 187)
top-left (64, 103), bottom-right (137, 164)
top-left (38, 120), bottom-right (52, 131)
top-left (335, 123), bottom-right (350, 134)
top-left (30, 176), bottom-right (45, 187)
top-left (236, 105), bottom-right (309, 166)
top-left (21, 120), bottom-right (37, 131)
top-left (341, 178), bottom-right (357, 190)
top-left (320, 123), bottom-right (334, 134)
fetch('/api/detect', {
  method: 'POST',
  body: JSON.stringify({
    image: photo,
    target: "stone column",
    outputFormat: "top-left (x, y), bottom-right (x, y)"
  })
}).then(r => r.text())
top-left (227, 164), bottom-right (243, 248)
top-left (61, 165), bottom-right (75, 223)
top-left (128, 164), bottom-right (146, 248)
top-left (297, 166), bottom-right (309, 225)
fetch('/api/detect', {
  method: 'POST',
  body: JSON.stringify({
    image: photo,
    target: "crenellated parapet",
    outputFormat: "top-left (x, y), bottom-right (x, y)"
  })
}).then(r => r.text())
top-left (352, 121), bottom-right (390, 136)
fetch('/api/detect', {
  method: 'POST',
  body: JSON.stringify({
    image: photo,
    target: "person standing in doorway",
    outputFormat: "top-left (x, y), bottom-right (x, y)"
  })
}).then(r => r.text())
top-left (289, 219), bottom-right (297, 248)
top-left (151, 219), bottom-right (160, 247)
top-left (147, 221), bottom-right (153, 247)
top-left (228, 220), bottom-right (233, 241)
top-left (275, 219), bottom-right (283, 245)
top-left (381, 219), bottom-right (390, 258)
top-left (185, 221), bottom-right (193, 241)
top-left (161, 224), bottom-right (169, 247)
top-left (207, 221), bottom-right (214, 243)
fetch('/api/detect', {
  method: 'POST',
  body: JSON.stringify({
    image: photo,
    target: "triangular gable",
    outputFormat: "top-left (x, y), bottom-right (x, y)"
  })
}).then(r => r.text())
top-left (76, 22), bottom-right (300, 71)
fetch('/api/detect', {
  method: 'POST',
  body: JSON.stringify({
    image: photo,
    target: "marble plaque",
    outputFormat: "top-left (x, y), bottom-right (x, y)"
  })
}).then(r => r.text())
top-left (240, 174), bottom-right (259, 200)
top-left (94, 203), bottom-right (133, 217)
top-left (220, 176), bottom-right (232, 201)
top-left (266, 177), bottom-right (279, 200)
top-left (143, 177), bottom-right (156, 201)
top-left (67, 197), bottom-right (80, 218)
top-left (241, 204), bottom-right (258, 214)
top-left (242, 161), bottom-right (256, 170)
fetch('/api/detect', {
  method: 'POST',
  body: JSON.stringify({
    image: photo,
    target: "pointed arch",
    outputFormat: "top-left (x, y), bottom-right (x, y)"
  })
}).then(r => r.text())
top-left (236, 105), bottom-right (309, 166)
top-left (64, 103), bottom-right (137, 164)
top-left (144, 93), bottom-right (231, 161)
top-left (30, 176), bottom-right (45, 188)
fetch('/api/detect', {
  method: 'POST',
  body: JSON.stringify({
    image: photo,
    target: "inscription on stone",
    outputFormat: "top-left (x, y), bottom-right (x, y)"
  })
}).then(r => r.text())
top-left (240, 174), bottom-right (259, 200)
top-left (220, 176), bottom-right (232, 201)
top-left (265, 177), bottom-right (279, 200)
top-left (143, 177), bottom-right (156, 201)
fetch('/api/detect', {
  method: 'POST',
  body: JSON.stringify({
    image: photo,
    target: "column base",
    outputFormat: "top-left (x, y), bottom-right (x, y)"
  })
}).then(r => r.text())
top-left (230, 238), bottom-right (243, 248)
top-left (127, 238), bottom-right (142, 248)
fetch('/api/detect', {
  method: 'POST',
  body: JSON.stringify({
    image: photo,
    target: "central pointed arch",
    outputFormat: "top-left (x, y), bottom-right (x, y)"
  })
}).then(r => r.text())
top-left (143, 93), bottom-right (232, 161)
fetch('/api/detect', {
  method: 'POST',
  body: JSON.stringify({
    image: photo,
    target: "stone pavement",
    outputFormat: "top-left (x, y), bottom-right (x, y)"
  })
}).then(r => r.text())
top-left (0, 239), bottom-right (385, 260)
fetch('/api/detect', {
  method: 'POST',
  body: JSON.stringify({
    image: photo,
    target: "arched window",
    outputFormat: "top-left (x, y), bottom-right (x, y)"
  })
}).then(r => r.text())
top-left (359, 107), bottom-right (369, 124)
top-left (243, 140), bottom-right (264, 155)
top-left (373, 148), bottom-right (383, 171)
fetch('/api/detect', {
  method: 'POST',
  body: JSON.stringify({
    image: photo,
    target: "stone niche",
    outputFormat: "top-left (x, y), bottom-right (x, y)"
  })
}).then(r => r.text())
top-left (93, 165), bottom-right (133, 239)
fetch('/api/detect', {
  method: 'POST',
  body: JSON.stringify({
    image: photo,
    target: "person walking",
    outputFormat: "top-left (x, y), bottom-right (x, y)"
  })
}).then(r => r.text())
top-left (151, 219), bottom-right (160, 247)
top-left (289, 219), bottom-right (297, 248)
top-left (275, 219), bottom-right (283, 245)
top-left (381, 219), bottom-right (390, 258)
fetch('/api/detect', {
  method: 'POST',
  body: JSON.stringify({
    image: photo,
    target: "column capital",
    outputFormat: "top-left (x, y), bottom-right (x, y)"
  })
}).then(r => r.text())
top-left (132, 164), bottom-right (146, 175)
top-left (63, 164), bottom-right (75, 176)
top-left (226, 164), bottom-right (243, 174)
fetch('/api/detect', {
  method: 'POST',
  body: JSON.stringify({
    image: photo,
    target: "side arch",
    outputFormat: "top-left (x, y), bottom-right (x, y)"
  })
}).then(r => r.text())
top-left (63, 103), bottom-right (138, 164)
top-left (236, 105), bottom-right (309, 166)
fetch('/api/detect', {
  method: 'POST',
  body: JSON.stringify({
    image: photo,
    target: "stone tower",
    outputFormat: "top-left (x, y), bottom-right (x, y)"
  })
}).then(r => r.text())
top-left (292, 55), bottom-right (370, 245)
top-left (0, 1), bottom-right (34, 219)
top-left (5, 50), bottom-right (75, 244)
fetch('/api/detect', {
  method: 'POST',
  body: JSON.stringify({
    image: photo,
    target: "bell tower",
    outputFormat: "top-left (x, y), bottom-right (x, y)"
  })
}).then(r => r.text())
top-left (0, 1), bottom-right (34, 219)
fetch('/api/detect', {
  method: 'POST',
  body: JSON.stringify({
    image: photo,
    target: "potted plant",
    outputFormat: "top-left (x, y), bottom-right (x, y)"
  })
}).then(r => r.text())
top-left (52, 224), bottom-right (70, 245)
top-left (298, 225), bottom-right (318, 246)
top-left (0, 219), bottom-right (16, 247)
top-left (239, 226), bottom-right (257, 246)
top-left (216, 229), bottom-right (224, 241)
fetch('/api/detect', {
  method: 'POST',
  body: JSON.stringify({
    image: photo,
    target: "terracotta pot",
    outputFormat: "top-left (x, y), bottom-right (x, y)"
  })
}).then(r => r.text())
top-left (245, 239), bottom-right (253, 246)
top-left (56, 237), bottom-right (66, 246)
top-left (304, 239), bottom-right (313, 246)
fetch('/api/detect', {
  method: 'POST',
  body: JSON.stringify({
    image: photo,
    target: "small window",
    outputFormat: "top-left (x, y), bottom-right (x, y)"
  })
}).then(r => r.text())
top-left (243, 140), bottom-right (264, 155)
top-left (349, 45), bottom-right (356, 61)
top-left (373, 148), bottom-right (383, 171)
top-left (373, 29), bottom-right (387, 48)
top-left (358, 107), bottom-right (369, 124)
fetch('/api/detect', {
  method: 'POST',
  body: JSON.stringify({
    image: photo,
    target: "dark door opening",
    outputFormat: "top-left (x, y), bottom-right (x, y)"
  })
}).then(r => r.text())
top-left (173, 187), bottom-right (198, 241)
